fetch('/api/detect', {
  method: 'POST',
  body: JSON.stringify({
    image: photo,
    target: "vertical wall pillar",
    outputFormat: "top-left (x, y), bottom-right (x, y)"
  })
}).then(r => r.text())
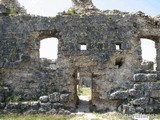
top-left (156, 39), bottom-right (160, 79)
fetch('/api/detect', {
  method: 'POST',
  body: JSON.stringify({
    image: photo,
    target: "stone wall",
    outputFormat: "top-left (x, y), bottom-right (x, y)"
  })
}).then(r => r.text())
top-left (0, 2), bottom-right (160, 114)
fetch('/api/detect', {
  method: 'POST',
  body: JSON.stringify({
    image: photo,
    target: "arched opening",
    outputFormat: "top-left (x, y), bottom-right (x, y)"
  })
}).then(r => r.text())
top-left (39, 37), bottom-right (58, 60)
top-left (140, 38), bottom-right (156, 70)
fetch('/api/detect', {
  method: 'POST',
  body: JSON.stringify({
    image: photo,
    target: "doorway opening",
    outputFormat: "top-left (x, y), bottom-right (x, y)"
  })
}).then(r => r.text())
top-left (75, 71), bottom-right (92, 112)
top-left (140, 38), bottom-right (156, 70)
top-left (39, 37), bottom-right (58, 61)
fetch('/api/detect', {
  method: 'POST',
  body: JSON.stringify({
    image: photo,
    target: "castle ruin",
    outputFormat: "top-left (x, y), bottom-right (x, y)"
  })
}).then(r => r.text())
top-left (0, 0), bottom-right (160, 114)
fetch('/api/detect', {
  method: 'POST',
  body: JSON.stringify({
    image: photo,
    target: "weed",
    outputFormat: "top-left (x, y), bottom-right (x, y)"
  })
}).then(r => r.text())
top-left (66, 9), bottom-right (77, 15)
top-left (7, 95), bottom-right (22, 102)
top-left (133, 22), bottom-right (140, 28)
top-left (157, 80), bottom-right (160, 84)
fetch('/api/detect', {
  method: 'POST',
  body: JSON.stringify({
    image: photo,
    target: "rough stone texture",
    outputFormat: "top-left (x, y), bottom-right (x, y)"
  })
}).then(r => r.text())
top-left (134, 74), bottom-right (147, 82)
top-left (123, 105), bottom-right (136, 114)
top-left (39, 96), bottom-right (49, 103)
top-left (134, 73), bottom-right (157, 82)
top-left (0, 0), bottom-right (26, 15)
top-left (0, 4), bottom-right (9, 15)
top-left (0, 0), bottom-right (160, 114)
top-left (151, 90), bottom-right (160, 98)
top-left (71, 0), bottom-right (96, 11)
top-left (60, 94), bottom-right (69, 102)
top-left (110, 91), bottom-right (128, 100)
top-left (141, 60), bottom-right (154, 70)
top-left (131, 97), bottom-right (149, 106)
top-left (136, 107), bottom-right (144, 113)
top-left (49, 92), bottom-right (60, 103)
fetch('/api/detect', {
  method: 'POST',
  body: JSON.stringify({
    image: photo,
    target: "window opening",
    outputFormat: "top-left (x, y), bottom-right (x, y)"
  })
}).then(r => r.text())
top-left (80, 44), bottom-right (87, 50)
top-left (116, 44), bottom-right (121, 50)
top-left (140, 38), bottom-right (156, 70)
top-left (39, 38), bottom-right (58, 60)
top-left (115, 58), bottom-right (124, 68)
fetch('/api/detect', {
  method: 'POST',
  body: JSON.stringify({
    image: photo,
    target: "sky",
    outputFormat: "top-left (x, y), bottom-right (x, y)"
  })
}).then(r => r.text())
top-left (18, 0), bottom-right (160, 61)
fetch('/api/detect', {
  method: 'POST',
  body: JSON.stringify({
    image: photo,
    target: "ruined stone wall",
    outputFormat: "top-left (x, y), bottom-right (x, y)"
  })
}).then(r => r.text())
top-left (0, 9), bottom-right (160, 114)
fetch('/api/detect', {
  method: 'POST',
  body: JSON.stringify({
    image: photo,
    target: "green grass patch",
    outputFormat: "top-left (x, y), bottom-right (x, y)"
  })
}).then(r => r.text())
top-left (0, 113), bottom-right (160, 120)
top-left (157, 80), bottom-right (160, 84)
top-left (77, 87), bottom-right (91, 100)
top-left (77, 87), bottom-right (91, 96)
top-left (0, 114), bottom-right (75, 120)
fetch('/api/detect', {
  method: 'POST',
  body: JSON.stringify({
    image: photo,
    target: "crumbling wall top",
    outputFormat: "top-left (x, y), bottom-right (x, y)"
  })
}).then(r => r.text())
top-left (0, 0), bottom-right (26, 15)
top-left (71, 0), bottom-right (96, 11)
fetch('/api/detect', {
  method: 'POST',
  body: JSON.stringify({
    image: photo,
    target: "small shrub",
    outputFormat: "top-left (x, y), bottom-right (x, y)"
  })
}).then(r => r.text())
top-left (7, 95), bottom-right (22, 102)
top-left (9, 4), bottom-right (17, 16)
top-left (133, 22), bottom-right (140, 28)
top-left (0, 82), bottom-right (4, 87)
top-left (66, 9), bottom-right (77, 15)
top-left (157, 80), bottom-right (160, 84)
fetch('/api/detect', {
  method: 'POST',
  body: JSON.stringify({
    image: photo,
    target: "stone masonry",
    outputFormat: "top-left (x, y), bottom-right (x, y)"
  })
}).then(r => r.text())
top-left (0, 0), bottom-right (160, 114)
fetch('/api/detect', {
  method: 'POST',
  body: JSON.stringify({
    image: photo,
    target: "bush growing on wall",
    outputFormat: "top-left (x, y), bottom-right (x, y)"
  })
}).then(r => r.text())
top-left (1, 0), bottom-right (26, 15)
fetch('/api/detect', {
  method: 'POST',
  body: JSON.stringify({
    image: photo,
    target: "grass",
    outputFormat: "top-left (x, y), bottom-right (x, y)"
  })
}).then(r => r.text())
top-left (95, 112), bottom-right (160, 120)
top-left (78, 87), bottom-right (91, 96)
top-left (0, 113), bottom-right (160, 120)
top-left (77, 87), bottom-right (91, 97)
top-left (0, 114), bottom-right (75, 120)
top-left (77, 86), bottom-right (91, 100)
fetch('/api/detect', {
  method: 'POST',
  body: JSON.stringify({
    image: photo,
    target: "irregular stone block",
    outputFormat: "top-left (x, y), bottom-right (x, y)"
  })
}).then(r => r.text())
top-left (58, 109), bottom-right (65, 114)
top-left (129, 89), bottom-right (143, 98)
top-left (151, 90), bottom-right (160, 98)
top-left (136, 107), bottom-right (144, 113)
top-left (24, 109), bottom-right (37, 114)
top-left (150, 82), bottom-right (160, 90)
top-left (4, 102), bottom-right (22, 113)
top-left (133, 84), bottom-right (145, 90)
top-left (49, 92), bottom-right (60, 103)
top-left (153, 99), bottom-right (160, 110)
top-left (0, 103), bottom-right (6, 109)
top-left (39, 96), bottom-right (49, 103)
top-left (21, 54), bottom-right (30, 62)
top-left (20, 102), bottom-right (30, 110)
top-left (60, 94), bottom-right (69, 102)
top-left (3, 87), bottom-right (10, 94)
top-left (145, 106), bottom-right (153, 113)
top-left (0, 4), bottom-right (9, 15)
top-left (46, 108), bottom-right (57, 114)
top-left (38, 108), bottom-right (46, 114)
top-left (141, 61), bottom-right (154, 70)
top-left (0, 96), bottom-right (4, 102)
top-left (0, 87), bottom-right (9, 95)
top-left (63, 109), bottom-right (71, 115)
top-left (0, 61), bottom-right (3, 67)
top-left (52, 103), bottom-right (63, 109)
top-left (134, 74), bottom-right (147, 82)
top-left (117, 105), bottom-right (122, 112)
top-left (29, 101), bottom-right (39, 110)
top-left (146, 74), bottom-right (157, 82)
top-left (123, 105), bottom-right (135, 114)
top-left (0, 89), bottom-right (4, 94)
top-left (131, 97), bottom-right (148, 105)
top-left (134, 74), bottom-right (157, 82)
top-left (110, 91), bottom-right (128, 100)
top-left (40, 103), bottom-right (52, 111)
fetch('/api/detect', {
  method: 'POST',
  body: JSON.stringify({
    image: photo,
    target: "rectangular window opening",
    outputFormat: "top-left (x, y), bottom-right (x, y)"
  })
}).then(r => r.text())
top-left (116, 44), bottom-right (121, 50)
top-left (80, 44), bottom-right (87, 50)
